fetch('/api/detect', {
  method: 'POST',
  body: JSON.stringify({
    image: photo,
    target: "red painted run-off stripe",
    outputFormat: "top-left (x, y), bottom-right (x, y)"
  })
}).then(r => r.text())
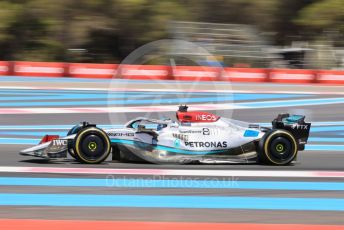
top-left (1, 61), bottom-right (344, 84)
top-left (0, 219), bottom-right (343, 230)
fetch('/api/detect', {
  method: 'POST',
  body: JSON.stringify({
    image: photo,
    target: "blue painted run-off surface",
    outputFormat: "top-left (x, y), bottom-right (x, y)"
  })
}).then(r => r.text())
top-left (0, 88), bottom-right (309, 107)
top-left (1, 177), bottom-right (344, 191)
top-left (0, 193), bottom-right (343, 211)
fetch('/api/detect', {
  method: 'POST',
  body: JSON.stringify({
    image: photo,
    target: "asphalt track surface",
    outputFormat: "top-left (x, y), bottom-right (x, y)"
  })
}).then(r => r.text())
top-left (0, 76), bottom-right (344, 228)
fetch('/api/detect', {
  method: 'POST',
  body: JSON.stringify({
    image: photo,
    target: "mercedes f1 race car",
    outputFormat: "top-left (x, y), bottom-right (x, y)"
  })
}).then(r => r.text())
top-left (20, 105), bottom-right (311, 165)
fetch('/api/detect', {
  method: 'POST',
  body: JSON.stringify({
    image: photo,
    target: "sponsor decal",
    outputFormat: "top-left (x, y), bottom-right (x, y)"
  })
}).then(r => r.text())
top-left (172, 133), bottom-right (189, 141)
top-left (122, 69), bottom-right (168, 76)
top-left (0, 66), bottom-right (8, 72)
top-left (108, 132), bottom-right (134, 137)
top-left (180, 130), bottom-right (202, 134)
top-left (291, 124), bottom-right (309, 130)
top-left (185, 141), bottom-right (228, 148)
top-left (180, 128), bottom-right (218, 136)
top-left (70, 67), bottom-right (115, 75)
top-left (196, 114), bottom-right (218, 121)
top-left (52, 139), bottom-right (68, 146)
top-left (15, 66), bottom-right (64, 74)
top-left (174, 70), bottom-right (218, 78)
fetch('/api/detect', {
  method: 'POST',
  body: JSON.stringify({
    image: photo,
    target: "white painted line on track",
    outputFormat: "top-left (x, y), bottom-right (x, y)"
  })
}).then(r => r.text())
top-left (1, 121), bottom-right (344, 129)
top-left (0, 104), bottom-right (245, 114)
top-left (0, 166), bottom-right (344, 178)
top-left (1, 95), bottom-right (344, 114)
top-left (2, 85), bottom-right (344, 95)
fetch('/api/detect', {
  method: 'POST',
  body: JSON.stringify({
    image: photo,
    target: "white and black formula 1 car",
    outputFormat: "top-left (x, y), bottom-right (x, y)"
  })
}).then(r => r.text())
top-left (20, 105), bottom-right (311, 165)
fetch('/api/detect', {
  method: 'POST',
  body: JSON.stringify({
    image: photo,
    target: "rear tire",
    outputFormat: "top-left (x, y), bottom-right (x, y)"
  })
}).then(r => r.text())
top-left (73, 127), bottom-right (111, 164)
top-left (258, 130), bottom-right (298, 165)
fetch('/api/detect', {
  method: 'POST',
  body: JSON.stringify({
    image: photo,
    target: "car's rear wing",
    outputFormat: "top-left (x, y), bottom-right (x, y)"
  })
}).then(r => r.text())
top-left (272, 113), bottom-right (311, 150)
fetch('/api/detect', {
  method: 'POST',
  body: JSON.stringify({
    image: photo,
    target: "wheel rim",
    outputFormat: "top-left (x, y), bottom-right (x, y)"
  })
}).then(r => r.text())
top-left (269, 136), bottom-right (294, 162)
top-left (80, 134), bottom-right (106, 160)
top-left (88, 142), bottom-right (97, 151)
top-left (275, 143), bottom-right (285, 153)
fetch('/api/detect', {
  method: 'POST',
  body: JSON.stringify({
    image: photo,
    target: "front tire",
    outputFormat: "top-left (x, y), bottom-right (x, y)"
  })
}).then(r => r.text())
top-left (258, 130), bottom-right (298, 165)
top-left (73, 127), bottom-right (111, 164)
